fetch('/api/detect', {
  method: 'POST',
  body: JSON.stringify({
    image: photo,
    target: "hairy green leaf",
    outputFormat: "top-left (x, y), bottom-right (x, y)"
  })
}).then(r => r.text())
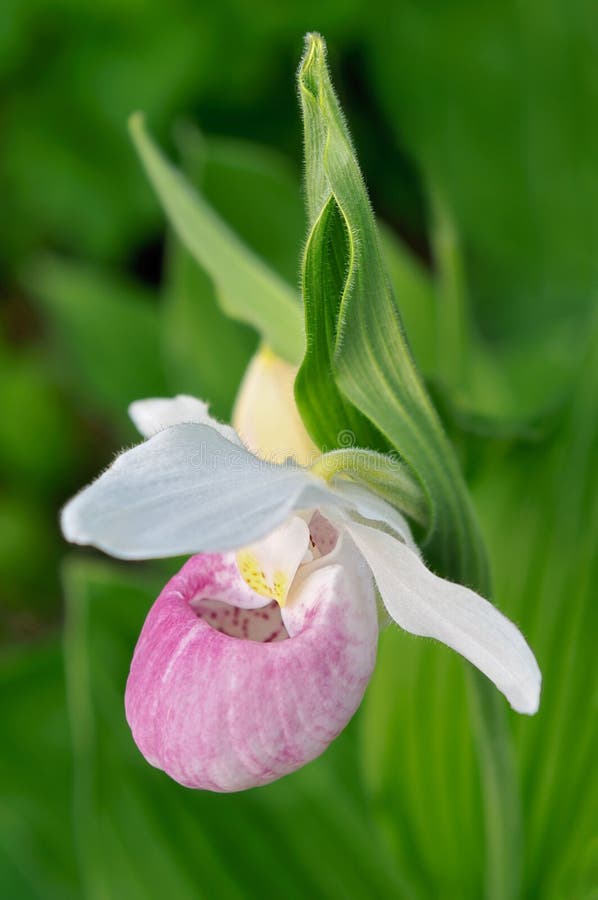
top-left (296, 194), bottom-right (386, 452)
top-left (297, 34), bottom-right (487, 589)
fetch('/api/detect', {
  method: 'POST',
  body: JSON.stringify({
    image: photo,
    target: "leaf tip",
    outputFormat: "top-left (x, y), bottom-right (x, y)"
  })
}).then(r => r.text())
top-left (299, 32), bottom-right (327, 91)
top-left (303, 31), bottom-right (326, 54)
top-left (128, 111), bottom-right (146, 143)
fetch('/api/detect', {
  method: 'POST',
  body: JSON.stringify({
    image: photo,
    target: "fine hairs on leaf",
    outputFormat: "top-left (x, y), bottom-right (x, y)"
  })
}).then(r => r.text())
top-left (297, 33), bottom-right (488, 591)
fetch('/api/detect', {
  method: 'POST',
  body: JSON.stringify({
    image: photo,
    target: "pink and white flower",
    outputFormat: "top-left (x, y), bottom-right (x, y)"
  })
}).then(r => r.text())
top-left (61, 394), bottom-right (541, 791)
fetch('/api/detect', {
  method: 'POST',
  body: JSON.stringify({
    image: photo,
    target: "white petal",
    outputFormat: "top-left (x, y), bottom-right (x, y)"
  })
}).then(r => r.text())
top-left (61, 422), bottom-right (332, 559)
top-left (347, 522), bottom-right (541, 715)
top-left (129, 395), bottom-right (241, 445)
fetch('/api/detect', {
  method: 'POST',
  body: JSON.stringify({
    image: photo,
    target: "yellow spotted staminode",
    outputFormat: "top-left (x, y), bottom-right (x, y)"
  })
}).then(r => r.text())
top-left (236, 516), bottom-right (311, 607)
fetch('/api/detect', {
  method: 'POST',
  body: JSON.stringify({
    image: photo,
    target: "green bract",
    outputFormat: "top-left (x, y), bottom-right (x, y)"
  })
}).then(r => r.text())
top-left (313, 448), bottom-right (428, 529)
top-left (297, 34), bottom-right (487, 590)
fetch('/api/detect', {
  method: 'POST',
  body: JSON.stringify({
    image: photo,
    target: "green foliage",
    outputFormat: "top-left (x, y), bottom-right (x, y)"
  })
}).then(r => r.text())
top-left (161, 127), bottom-right (306, 420)
top-left (478, 331), bottom-right (598, 898)
top-left (1, 0), bottom-right (318, 271)
top-left (24, 257), bottom-right (167, 436)
top-left (363, 324), bottom-right (598, 898)
top-left (378, 224), bottom-right (437, 377)
top-left (0, 345), bottom-right (78, 493)
top-left (0, 494), bottom-right (60, 620)
top-left (0, 343), bottom-right (79, 630)
top-left (363, 629), bottom-right (485, 897)
top-left (366, 1), bottom-right (598, 347)
top-left (1, 6), bottom-right (597, 899)
top-left (0, 642), bottom-right (80, 899)
top-left (130, 115), bottom-right (305, 365)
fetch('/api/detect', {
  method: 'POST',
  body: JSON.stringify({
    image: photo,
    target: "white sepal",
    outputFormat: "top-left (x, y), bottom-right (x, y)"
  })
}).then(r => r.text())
top-left (61, 423), bottom-right (332, 560)
top-left (347, 521), bottom-right (541, 715)
top-left (129, 395), bottom-right (241, 445)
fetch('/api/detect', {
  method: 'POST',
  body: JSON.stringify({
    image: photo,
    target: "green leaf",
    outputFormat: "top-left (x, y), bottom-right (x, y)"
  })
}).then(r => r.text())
top-left (183, 130), bottom-right (305, 286)
top-left (296, 194), bottom-right (387, 452)
top-left (162, 128), bottom-right (308, 420)
top-left (297, 33), bottom-right (487, 589)
top-left (428, 184), bottom-right (471, 397)
top-left (162, 244), bottom-right (256, 421)
top-left (129, 113), bottom-right (304, 365)
top-left (62, 556), bottom-right (409, 900)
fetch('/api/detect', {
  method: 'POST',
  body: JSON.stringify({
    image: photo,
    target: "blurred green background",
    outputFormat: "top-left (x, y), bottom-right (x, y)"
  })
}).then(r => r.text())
top-left (1, 2), bottom-right (596, 898)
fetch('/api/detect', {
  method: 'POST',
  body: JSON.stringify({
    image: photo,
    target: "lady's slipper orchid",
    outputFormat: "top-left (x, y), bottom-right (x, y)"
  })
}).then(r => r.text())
top-left (125, 517), bottom-right (377, 791)
top-left (62, 394), bottom-right (541, 791)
